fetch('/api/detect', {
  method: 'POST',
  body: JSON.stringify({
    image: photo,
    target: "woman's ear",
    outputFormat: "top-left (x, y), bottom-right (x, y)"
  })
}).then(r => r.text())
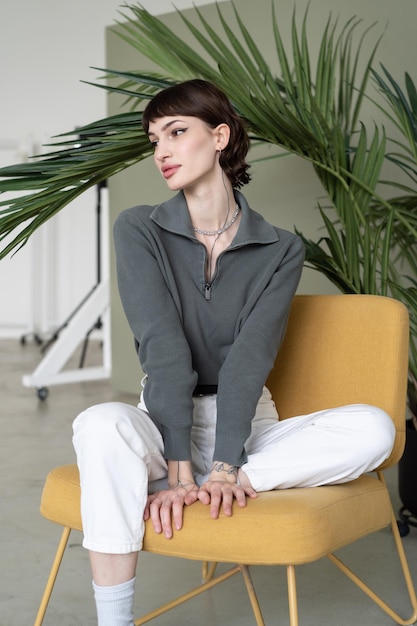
top-left (214, 123), bottom-right (231, 151)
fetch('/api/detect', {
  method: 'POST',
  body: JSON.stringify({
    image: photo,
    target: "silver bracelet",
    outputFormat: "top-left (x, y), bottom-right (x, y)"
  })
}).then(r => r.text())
top-left (169, 479), bottom-right (197, 490)
top-left (169, 463), bottom-right (197, 490)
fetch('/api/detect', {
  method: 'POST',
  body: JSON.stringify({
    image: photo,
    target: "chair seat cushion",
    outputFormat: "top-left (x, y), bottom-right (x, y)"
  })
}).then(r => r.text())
top-left (40, 464), bottom-right (391, 565)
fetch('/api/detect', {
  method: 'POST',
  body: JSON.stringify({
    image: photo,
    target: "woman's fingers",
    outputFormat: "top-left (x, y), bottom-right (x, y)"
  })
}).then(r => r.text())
top-left (148, 492), bottom-right (179, 538)
top-left (146, 486), bottom-right (198, 538)
top-left (146, 481), bottom-right (251, 537)
top-left (198, 481), bottom-right (250, 518)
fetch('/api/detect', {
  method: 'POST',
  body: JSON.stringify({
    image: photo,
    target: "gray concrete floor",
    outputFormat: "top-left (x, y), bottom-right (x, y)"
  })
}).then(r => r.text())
top-left (1, 338), bottom-right (417, 626)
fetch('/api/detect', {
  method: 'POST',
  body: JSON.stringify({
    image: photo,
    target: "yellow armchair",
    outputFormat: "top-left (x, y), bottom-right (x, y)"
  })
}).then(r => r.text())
top-left (34, 295), bottom-right (417, 626)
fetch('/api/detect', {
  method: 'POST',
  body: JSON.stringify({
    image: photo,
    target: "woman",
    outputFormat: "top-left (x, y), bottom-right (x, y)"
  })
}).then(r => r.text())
top-left (73, 79), bottom-right (395, 626)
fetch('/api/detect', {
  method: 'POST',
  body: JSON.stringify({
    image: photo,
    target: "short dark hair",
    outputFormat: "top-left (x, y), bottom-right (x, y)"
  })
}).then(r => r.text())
top-left (142, 79), bottom-right (251, 188)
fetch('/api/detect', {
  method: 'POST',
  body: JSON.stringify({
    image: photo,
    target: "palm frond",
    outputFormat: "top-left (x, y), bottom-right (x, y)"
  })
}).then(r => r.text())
top-left (372, 65), bottom-right (417, 175)
top-left (0, 112), bottom-right (151, 256)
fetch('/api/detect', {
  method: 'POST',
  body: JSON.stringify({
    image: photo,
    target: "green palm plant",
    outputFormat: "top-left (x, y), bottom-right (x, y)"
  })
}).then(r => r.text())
top-left (0, 2), bottom-right (415, 379)
top-left (370, 66), bottom-right (417, 417)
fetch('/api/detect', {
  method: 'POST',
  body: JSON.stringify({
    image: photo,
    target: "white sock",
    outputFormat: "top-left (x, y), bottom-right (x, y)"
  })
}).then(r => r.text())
top-left (92, 577), bottom-right (136, 626)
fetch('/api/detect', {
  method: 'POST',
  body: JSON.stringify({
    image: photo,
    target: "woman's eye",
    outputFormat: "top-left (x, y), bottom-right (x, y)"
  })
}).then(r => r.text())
top-left (149, 127), bottom-right (187, 148)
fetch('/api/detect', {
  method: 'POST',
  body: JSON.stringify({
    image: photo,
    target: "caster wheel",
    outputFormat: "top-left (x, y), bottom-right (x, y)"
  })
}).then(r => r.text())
top-left (37, 387), bottom-right (49, 401)
top-left (397, 520), bottom-right (410, 537)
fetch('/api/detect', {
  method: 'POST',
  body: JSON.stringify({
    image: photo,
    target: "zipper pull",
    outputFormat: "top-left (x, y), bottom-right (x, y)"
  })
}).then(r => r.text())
top-left (205, 283), bottom-right (212, 301)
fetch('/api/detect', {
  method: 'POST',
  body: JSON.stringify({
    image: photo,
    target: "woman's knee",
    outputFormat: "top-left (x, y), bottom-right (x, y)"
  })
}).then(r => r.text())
top-left (74, 402), bottom-right (123, 433)
top-left (73, 402), bottom-right (138, 454)
top-left (73, 402), bottom-right (163, 464)
top-left (354, 404), bottom-right (396, 455)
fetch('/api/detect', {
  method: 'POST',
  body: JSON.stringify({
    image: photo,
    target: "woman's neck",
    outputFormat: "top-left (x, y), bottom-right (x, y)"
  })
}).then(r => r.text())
top-left (184, 181), bottom-right (236, 233)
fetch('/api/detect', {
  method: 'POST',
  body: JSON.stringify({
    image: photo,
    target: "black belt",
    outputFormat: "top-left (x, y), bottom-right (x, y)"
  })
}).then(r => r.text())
top-left (193, 384), bottom-right (218, 397)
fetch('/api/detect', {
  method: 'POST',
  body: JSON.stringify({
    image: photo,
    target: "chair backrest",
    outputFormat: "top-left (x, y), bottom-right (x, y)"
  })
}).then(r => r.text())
top-left (266, 294), bottom-right (409, 468)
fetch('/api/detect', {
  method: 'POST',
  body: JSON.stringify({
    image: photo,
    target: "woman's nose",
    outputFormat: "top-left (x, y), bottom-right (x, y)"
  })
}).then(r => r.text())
top-left (154, 141), bottom-right (172, 161)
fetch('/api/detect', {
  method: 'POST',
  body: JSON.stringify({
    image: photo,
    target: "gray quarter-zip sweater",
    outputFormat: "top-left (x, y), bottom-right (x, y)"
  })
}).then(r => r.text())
top-left (113, 190), bottom-right (305, 466)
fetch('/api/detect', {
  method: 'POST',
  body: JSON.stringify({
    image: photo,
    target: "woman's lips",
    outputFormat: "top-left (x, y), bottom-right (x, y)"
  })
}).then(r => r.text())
top-left (162, 165), bottom-right (180, 179)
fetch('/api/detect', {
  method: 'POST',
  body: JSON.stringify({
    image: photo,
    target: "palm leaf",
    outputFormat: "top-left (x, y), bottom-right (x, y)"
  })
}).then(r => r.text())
top-left (0, 111), bottom-right (151, 255)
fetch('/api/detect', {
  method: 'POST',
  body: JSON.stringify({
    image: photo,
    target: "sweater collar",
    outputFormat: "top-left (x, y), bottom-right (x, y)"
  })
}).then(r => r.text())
top-left (150, 190), bottom-right (280, 245)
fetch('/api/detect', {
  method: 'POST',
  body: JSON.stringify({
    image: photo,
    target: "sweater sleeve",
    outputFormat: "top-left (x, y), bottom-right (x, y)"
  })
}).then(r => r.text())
top-left (113, 208), bottom-right (198, 460)
top-left (213, 232), bottom-right (305, 466)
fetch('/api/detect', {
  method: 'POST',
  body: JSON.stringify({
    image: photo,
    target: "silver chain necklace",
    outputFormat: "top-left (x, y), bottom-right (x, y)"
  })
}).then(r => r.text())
top-left (192, 204), bottom-right (240, 237)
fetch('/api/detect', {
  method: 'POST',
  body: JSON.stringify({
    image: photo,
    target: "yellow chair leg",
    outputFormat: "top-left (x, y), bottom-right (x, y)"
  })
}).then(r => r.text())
top-left (240, 564), bottom-right (265, 626)
top-left (327, 479), bottom-right (417, 626)
top-left (33, 526), bottom-right (72, 626)
top-left (201, 561), bottom-right (218, 583)
top-left (287, 565), bottom-right (299, 626)
top-left (134, 565), bottom-right (241, 625)
top-left (134, 563), bottom-right (266, 626)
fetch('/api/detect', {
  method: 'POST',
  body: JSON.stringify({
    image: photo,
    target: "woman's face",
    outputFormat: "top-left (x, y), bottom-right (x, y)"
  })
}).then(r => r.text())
top-left (147, 115), bottom-right (226, 192)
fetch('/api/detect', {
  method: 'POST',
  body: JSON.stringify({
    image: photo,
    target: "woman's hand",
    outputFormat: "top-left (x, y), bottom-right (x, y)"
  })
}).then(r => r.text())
top-left (144, 460), bottom-right (198, 539)
top-left (198, 461), bottom-right (257, 519)
top-left (144, 482), bottom-right (199, 539)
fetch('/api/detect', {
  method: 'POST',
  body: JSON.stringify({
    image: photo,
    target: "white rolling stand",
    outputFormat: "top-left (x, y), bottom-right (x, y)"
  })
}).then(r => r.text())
top-left (22, 182), bottom-right (111, 399)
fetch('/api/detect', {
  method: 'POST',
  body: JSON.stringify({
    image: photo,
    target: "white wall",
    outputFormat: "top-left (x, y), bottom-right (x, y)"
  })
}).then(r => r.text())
top-left (0, 0), bottom-right (225, 338)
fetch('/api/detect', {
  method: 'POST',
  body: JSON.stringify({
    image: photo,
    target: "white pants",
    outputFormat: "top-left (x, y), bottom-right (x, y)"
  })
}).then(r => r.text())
top-left (72, 388), bottom-right (395, 554)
